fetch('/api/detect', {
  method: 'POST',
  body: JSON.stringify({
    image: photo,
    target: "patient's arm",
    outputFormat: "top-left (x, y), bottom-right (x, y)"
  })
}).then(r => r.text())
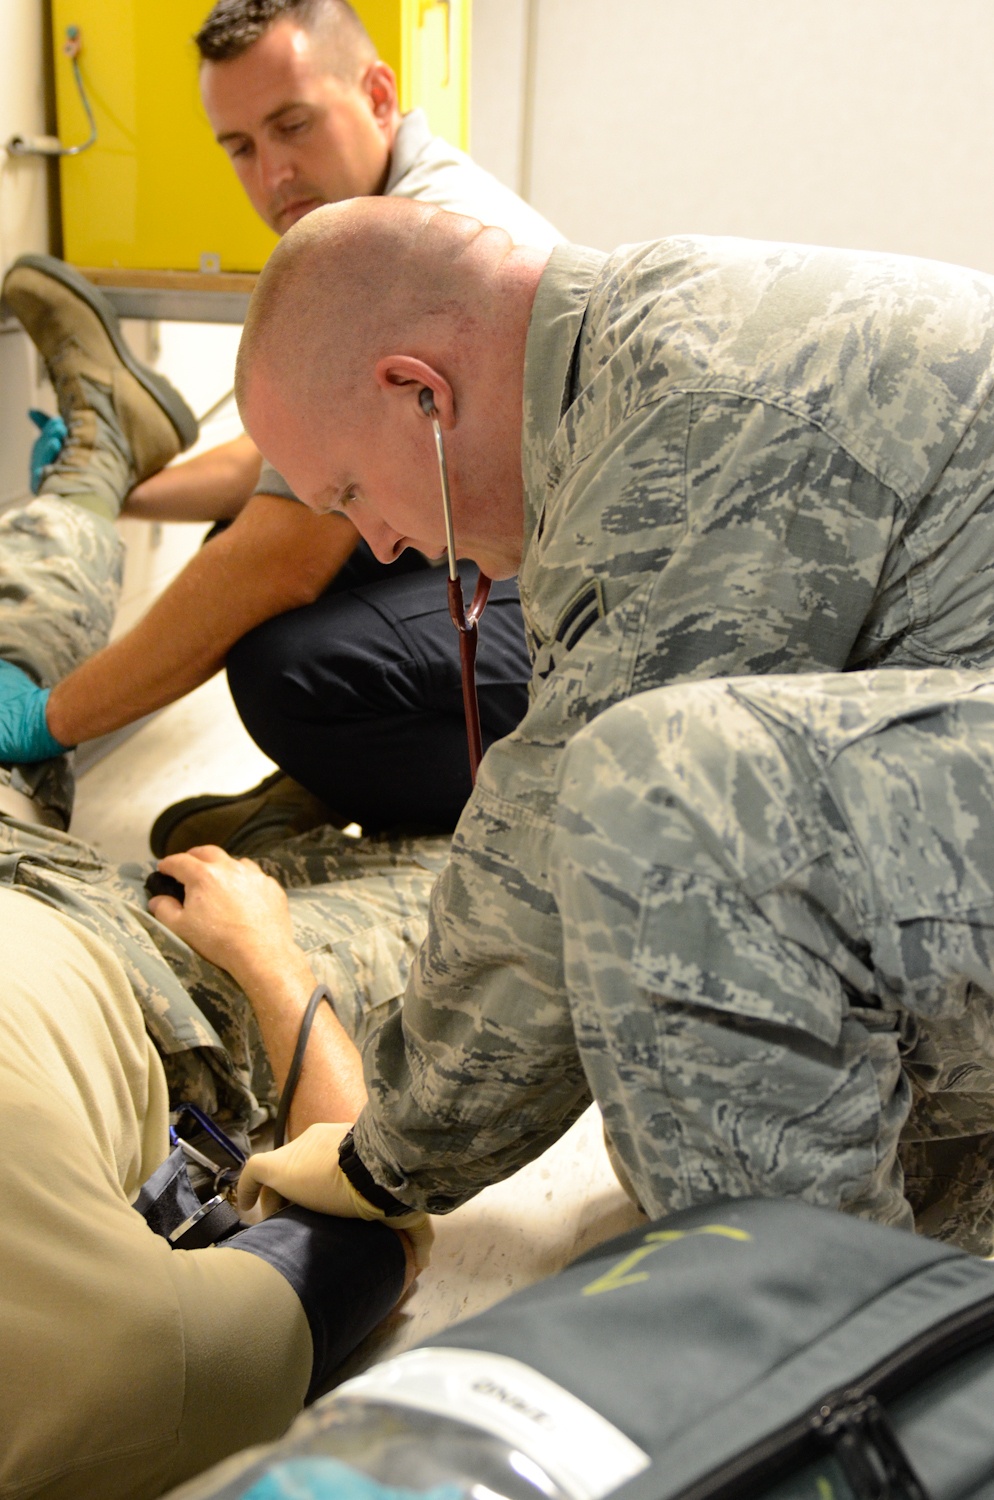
top-left (149, 846), bottom-right (366, 1135)
top-left (121, 433), bottom-right (263, 523)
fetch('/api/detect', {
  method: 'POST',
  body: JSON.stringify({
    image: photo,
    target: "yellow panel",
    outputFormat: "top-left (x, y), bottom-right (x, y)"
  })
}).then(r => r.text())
top-left (52, 0), bottom-right (278, 271)
top-left (408, 0), bottom-right (470, 150)
top-left (52, 0), bottom-right (469, 275)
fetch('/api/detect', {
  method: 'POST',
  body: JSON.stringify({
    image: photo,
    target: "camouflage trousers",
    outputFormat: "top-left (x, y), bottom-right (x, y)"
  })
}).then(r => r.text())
top-left (0, 497), bottom-right (446, 1132)
top-left (551, 668), bottom-right (994, 1255)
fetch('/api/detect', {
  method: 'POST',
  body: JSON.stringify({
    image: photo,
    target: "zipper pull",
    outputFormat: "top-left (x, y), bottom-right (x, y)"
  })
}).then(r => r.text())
top-left (813, 1395), bottom-right (930, 1500)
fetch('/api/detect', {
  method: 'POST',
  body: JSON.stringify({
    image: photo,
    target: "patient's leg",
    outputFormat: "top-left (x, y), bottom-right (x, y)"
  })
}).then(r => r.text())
top-left (256, 826), bottom-right (449, 1050)
top-left (0, 496), bottom-right (123, 823)
top-left (0, 256), bottom-right (199, 822)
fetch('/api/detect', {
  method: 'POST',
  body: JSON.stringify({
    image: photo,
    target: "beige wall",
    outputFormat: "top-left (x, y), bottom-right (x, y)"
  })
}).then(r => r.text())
top-left (0, 0), bottom-right (52, 508)
top-left (472, 0), bottom-right (994, 272)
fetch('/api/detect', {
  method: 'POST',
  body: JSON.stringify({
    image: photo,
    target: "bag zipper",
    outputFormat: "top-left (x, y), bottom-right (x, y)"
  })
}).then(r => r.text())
top-left (813, 1393), bottom-right (929, 1500)
top-left (669, 1285), bottom-right (994, 1500)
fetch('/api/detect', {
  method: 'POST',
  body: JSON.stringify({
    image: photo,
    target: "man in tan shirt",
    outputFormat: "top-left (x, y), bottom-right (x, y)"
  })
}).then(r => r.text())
top-left (0, 413), bottom-right (437, 1497)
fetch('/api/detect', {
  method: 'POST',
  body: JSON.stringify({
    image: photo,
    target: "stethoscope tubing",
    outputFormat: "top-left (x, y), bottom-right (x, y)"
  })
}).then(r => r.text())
top-left (423, 393), bottom-right (492, 782)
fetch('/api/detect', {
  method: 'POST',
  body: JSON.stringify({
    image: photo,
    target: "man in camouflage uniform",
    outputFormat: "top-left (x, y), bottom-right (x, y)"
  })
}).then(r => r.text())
top-left (233, 200), bottom-right (994, 1254)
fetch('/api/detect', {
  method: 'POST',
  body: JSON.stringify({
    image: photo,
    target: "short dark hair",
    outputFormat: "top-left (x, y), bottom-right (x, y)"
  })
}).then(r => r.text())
top-left (195, 0), bottom-right (375, 73)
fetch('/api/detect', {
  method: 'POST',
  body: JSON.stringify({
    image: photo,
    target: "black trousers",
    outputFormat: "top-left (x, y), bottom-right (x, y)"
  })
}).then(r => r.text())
top-left (226, 545), bottom-right (531, 833)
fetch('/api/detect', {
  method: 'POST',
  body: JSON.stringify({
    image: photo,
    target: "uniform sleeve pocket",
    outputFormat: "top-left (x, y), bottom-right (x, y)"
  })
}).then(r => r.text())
top-left (632, 868), bottom-right (845, 1047)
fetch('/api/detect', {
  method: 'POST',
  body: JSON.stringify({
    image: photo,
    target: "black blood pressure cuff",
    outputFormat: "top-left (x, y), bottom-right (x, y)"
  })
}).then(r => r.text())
top-left (133, 1144), bottom-right (202, 1238)
top-left (220, 1207), bottom-right (407, 1402)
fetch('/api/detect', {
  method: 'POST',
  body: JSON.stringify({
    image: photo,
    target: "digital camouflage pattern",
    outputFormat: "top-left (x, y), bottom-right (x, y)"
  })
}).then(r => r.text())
top-left (0, 495), bottom-right (122, 824)
top-left (552, 668), bottom-right (994, 1254)
top-left (353, 238), bottom-right (994, 1240)
top-left (0, 495), bottom-right (446, 1131)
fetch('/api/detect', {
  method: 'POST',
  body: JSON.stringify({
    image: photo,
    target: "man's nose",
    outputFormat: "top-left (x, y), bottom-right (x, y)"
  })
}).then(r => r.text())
top-left (257, 139), bottom-right (295, 192)
top-left (361, 519), bottom-right (409, 566)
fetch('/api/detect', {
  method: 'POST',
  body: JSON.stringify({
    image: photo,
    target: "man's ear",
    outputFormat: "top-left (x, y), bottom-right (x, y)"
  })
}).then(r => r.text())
top-left (374, 355), bottom-right (455, 426)
top-left (362, 61), bottom-right (399, 125)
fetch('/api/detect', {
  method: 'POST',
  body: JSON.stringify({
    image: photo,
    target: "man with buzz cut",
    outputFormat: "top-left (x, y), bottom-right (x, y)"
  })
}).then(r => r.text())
top-left (0, 0), bottom-right (561, 847)
top-left (210, 197), bottom-right (994, 1260)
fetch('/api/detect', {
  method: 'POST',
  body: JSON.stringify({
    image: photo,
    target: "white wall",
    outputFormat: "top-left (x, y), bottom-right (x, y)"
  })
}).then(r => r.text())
top-left (0, 0), bottom-right (54, 506)
top-left (472, 0), bottom-right (994, 274)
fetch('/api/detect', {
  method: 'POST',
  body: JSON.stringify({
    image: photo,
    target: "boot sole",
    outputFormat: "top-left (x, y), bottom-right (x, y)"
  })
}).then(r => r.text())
top-left (149, 770), bottom-right (288, 859)
top-left (6, 254), bottom-right (199, 452)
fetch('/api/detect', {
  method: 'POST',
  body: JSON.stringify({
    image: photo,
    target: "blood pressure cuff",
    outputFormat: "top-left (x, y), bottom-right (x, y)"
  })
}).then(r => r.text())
top-left (133, 1143), bottom-right (202, 1239)
top-left (220, 1208), bottom-right (407, 1403)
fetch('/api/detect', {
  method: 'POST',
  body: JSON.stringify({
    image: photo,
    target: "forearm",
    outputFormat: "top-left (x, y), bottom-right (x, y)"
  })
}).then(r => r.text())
top-left (122, 434), bottom-right (263, 523)
top-left (46, 553), bottom-right (243, 741)
top-left (233, 945), bottom-right (367, 1137)
top-left (351, 798), bottom-right (591, 1212)
top-left (45, 496), bottom-right (360, 745)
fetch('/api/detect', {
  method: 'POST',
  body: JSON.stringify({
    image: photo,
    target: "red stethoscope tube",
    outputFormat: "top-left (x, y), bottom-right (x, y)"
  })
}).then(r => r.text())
top-left (447, 569), bottom-right (491, 780)
top-left (422, 389), bottom-right (492, 784)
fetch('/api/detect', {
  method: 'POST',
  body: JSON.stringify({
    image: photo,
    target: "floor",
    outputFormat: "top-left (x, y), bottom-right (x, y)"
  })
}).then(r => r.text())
top-left (72, 664), bottom-right (645, 1366)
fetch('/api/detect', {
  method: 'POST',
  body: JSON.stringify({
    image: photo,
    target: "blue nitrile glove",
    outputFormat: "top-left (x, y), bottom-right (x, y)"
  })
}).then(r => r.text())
top-left (28, 409), bottom-right (69, 495)
top-left (0, 660), bottom-right (67, 762)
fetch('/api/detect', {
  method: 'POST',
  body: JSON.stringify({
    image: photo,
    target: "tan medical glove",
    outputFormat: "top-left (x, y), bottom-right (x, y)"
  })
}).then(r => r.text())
top-left (237, 1122), bottom-right (434, 1272)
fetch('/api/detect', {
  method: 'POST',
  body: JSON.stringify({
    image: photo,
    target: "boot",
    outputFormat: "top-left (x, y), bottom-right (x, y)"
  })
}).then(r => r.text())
top-left (150, 770), bottom-right (340, 859)
top-left (2, 254), bottom-right (198, 519)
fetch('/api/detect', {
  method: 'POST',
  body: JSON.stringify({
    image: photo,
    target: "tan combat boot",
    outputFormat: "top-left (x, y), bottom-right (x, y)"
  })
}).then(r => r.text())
top-left (2, 255), bottom-right (198, 512)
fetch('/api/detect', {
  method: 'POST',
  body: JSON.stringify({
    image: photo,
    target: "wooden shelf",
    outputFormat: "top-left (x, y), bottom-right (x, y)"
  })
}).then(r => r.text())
top-left (78, 266), bottom-right (258, 294)
top-left (73, 266), bottom-right (258, 324)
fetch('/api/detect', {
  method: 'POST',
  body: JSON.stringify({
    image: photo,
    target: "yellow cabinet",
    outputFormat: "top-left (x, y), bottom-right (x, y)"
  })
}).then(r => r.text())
top-left (52, 0), bottom-right (470, 274)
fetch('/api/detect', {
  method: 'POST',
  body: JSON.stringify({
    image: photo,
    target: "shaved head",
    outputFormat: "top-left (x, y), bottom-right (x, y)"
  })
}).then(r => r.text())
top-left (236, 197), bottom-right (552, 577)
top-left (237, 196), bottom-right (491, 414)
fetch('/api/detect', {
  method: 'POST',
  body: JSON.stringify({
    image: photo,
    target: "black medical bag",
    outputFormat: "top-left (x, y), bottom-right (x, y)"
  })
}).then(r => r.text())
top-left (167, 1196), bottom-right (994, 1500)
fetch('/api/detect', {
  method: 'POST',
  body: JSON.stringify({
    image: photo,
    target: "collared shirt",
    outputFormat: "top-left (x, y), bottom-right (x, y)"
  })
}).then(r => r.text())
top-left (255, 111), bottom-right (562, 503)
top-left (384, 108), bottom-right (562, 251)
top-left (352, 235), bottom-right (994, 1212)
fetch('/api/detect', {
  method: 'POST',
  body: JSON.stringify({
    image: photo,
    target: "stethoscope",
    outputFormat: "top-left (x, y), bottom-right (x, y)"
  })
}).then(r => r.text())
top-left (419, 386), bottom-right (492, 783)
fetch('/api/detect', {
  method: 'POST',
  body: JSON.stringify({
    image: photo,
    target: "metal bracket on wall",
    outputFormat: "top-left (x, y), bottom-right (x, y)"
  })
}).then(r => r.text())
top-left (6, 26), bottom-right (97, 160)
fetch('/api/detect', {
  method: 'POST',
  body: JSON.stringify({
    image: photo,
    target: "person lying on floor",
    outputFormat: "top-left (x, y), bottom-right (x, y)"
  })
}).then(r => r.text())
top-left (0, 473), bottom-right (446, 1499)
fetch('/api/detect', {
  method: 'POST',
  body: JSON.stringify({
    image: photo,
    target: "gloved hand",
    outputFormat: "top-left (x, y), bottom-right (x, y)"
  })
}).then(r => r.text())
top-left (238, 1122), bottom-right (434, 1273)
top-left (0, 660), bottom-right (67, 763)
top-left (28, 409), bottom-right (68, 494)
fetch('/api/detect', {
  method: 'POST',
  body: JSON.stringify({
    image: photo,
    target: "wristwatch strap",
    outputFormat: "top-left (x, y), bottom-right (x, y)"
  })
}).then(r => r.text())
top-left (338, 1129), bottom-right (413, 1218)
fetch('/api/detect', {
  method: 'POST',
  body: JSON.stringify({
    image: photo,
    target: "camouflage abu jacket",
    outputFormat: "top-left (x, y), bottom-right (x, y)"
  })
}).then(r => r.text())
top-left (353, 236), bottom-right (994, 1211)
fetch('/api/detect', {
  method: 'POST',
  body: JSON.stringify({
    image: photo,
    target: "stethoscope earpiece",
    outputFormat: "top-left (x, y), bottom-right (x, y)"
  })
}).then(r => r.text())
top-left (419, 387), bottom-right (436, 417)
